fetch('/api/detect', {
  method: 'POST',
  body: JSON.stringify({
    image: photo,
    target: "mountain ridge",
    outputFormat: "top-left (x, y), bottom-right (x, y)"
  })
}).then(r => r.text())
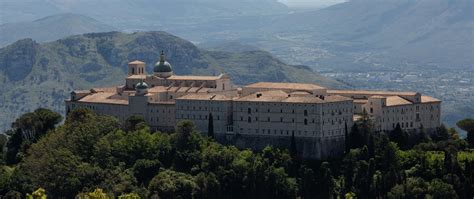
top-left (0, 13), bottom-right (115, 47)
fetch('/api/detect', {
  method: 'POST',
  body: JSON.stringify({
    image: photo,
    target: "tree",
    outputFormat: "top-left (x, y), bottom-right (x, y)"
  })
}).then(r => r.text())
top-left (26, 188), bottom-right (47, 199)
top-left (350, 124), bottom-right (364, 149)
top-left (123, 115), bottom-right (146, 132)
top-left (119, 193), bottom-right (141, 199)
top-left (76, 188), bottom-right (110, 199)
top-left (428, 179), bottom-right (458, 199)
top-left (290, 131), bottom-right (297, 159)
top-left (317, 162), bottom-right (336, 198)
top-left (345, 122), bottom-right (350, 154)
top-left (148, 169), bottom-right (198, 199)
top-left (432, 125), bottom-right (450, 142)
top-left (456, 118), bottom-right (474, 147)
top-left (5, 108), bottom-right (62, 164)
top-left (208, 113), bottom-right (214, 138)
top-left (389, 123), bottom-right (407, 149)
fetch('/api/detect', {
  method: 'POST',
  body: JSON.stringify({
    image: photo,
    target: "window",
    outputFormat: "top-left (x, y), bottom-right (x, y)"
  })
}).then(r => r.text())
top-left (267, 117), bottom-right (270, 122)
top-left (248, 117), bottom-right (252, 123)
top-left (304, 119), bottom-right (308, 125)
top-left (304, 110), bottom-right (308, 116)
top-left (248, 108), bottom-right (251, 114)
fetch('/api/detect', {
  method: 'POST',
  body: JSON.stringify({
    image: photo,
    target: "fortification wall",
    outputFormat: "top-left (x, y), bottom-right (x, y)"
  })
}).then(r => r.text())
top-left (215, 134), bottom-right (345, 159)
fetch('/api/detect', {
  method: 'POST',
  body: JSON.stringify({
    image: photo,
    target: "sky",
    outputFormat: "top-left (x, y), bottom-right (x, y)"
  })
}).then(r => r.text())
top-left (278, 0), bottom-right (346, 8)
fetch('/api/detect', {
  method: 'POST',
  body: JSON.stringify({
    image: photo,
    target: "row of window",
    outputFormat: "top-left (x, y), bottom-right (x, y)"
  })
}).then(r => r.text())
top-left (178, 105), bottom-right (222, 112)
top-left (179, 114), bottom-right (221, 120)
top-left (237, 128), bottom-right (343, 137)
top-left (240, 116), bottom-right (314, 125)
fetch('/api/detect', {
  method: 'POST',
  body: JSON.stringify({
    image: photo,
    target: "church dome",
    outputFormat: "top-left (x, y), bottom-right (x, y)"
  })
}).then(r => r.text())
top-left (135, 80), bottom-right (148, 90)
top-left (154, 51), bottom-right (172, 73)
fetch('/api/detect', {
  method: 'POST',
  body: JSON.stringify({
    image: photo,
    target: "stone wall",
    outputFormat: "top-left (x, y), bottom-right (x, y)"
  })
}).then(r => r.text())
top-left (215, 133), bottom-right (345, 159)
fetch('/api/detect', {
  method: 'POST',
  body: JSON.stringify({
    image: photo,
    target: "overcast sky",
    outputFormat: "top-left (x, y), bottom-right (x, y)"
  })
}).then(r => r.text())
top-left (278, 0), bottom-right (346, 8)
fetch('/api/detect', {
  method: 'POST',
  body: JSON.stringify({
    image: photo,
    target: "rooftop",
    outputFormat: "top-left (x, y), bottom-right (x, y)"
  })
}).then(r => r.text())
top-left (235, 90), bottom-right (351, 103)
top-left (76, 92), bottom-right (128, 105)
top-left (385, 96), bottom-right (412, 106)
top-left (167, 75), bottom-right (222, 81)
top-left (327, 89), bottom-right (417, 96)
top-left (421, 95), bottom-right (441, 103)
top-left (128, 60), bottom-right (145, 65)
top-left (177, 93), bottom-right (233, 101)
top-left (245, 82), bottom-right (326, 91)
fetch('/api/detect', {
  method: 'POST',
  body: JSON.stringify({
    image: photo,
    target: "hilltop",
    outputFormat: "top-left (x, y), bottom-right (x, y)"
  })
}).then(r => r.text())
top-left (0, 31), bottom-right (343, 132)
top-left (0, 13), bottom-right (115, 47)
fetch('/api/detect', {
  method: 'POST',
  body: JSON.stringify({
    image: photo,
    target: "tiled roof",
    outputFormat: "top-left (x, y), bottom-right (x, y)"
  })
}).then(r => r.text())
top-left (245, 82), bottom-right (326, 90)
top-left (421, 96), bottom-right (441, 103)
top-left (386, 96), bottom-right (412, 106)
top-left (177, 93), bottom-right (232, 101)
top-left (167, 75), bottom-right (221, 81)
top-left (77, 92), bottom-right (128, 105)
top-left (235, 90), bottom-right (350, 103)
top-left (327, 89), bottom-right (417, 96)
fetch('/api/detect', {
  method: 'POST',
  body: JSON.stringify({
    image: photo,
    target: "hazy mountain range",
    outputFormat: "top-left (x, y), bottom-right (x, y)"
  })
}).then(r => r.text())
top-left (0, 31), bottom-right (342, 131)
top-left (260, 0), bottom-right (474, 70)
top-left (0, 13), bottom-right (115, 47)
top-left (2, 0), bottom-right (471, 71)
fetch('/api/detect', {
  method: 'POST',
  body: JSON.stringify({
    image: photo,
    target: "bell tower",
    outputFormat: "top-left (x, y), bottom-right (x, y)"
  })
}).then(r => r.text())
top-left (128, 60), bottom-right (146, 76)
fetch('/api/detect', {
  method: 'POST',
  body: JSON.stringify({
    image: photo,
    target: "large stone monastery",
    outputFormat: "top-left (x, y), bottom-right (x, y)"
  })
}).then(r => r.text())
top-left (66, 52), bottom-right (441, 159)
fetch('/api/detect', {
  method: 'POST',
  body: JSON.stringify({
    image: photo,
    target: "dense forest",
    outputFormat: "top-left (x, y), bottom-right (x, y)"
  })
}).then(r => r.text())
top-left (0, 108), bottom-right (473, 198)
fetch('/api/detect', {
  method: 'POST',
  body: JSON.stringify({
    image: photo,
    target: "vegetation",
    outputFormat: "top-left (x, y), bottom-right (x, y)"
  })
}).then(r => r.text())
top-left (0, 108), bottom-right (473, 198)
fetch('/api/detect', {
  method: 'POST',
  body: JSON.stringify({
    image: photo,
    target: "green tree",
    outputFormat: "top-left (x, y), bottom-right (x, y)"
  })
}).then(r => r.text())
top-left (148, 169), bottom-right (198, 199)
top-left (317, 162), bottom-right (336, 198)
top-left (26, 188), bottom-right (47, 199)
top-left (428, 179), bottom-right (458, 199)
top-left (5, 108), bottom-right (62, 164)
top-left (123, 115), bottom-right (146, 132)
top-left (208, 113), bottom-right (214, 138)
top-left (290, 131), bottom-right (297, 159)
top-left (432, 125), bottom-right (451, 142)
top-left (345, 122), bottom-right (350, 154)
top-left (456, 118), bottom-right (474, 147)
top-left (118, 193), bottom-right (141, 199)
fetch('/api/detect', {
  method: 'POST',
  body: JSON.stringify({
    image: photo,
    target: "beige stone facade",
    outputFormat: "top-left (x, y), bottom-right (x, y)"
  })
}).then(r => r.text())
top-left (66, 56), bottom-right (441, 159)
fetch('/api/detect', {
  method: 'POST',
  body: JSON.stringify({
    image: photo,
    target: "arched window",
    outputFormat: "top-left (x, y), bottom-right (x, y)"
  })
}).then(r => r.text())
top-left (304, 110), bottom-right (308, 116)
top-left (248, 116), bottom-right (252, 123)
top-left (248, 108), bottom-right (251, 114)
top-left (304, 119), bottom-right (308, 125)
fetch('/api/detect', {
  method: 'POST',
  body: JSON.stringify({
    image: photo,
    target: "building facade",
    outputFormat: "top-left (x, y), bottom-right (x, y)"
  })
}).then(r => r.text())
top-left (66, 53), bottom-right (441, 159)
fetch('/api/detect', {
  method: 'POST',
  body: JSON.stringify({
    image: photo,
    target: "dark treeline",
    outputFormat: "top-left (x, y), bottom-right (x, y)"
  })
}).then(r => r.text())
top-left (0, 108), bottom-right (473, 198)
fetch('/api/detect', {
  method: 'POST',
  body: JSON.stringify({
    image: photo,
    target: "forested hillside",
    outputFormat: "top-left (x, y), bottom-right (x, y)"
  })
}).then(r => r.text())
top-left (0, 109), bottom-right (473, 198)
top-left (0, 31), bottom-right (342, 132)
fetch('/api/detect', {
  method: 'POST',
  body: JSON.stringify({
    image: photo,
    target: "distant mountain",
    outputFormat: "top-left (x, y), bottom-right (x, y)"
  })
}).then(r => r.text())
top-left (0, 0), bottom-right (289, 29)
top-left (0, 13), bottom-right (115, 47)
top-left (0, 31), bottom-right (343, 132)
top-left (263, 0), bottom-right (474, 70)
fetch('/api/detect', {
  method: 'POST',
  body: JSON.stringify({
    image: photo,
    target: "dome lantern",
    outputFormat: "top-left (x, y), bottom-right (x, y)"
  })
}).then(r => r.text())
top-left (153, 50), bottom-right (173, 78)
